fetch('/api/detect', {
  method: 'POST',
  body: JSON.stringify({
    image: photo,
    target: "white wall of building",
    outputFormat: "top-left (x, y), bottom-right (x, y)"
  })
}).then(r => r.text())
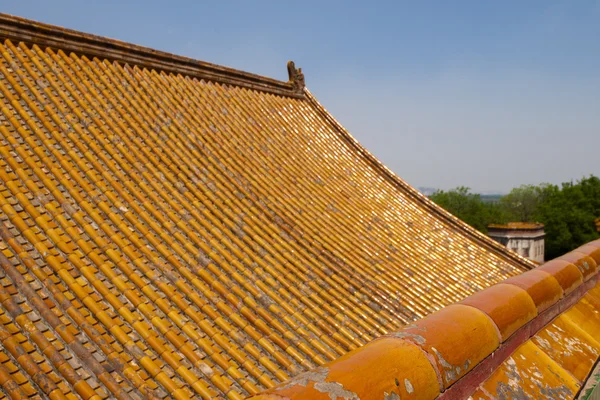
top-left (488, 228), bottom-right (545, 264)
top-left (506, 237), bottom-right (544, 264)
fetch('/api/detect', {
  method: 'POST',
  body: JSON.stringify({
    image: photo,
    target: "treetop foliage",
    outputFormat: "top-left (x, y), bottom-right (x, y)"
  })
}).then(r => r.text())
top-left (429, 175), bottom-right (600, 259)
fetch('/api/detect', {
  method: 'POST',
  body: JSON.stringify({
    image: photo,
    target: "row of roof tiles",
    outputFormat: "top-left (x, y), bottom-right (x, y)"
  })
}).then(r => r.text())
top-left (0, 30), bottom-right (533, 400)
top-left (253, 239), bottom-right (600, 399)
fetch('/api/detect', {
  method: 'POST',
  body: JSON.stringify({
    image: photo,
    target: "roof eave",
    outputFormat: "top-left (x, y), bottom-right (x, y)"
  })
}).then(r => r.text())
top-left (304, 88), bottom-right (536, 272)
top-left (251, 239), bottom-right (600, 399)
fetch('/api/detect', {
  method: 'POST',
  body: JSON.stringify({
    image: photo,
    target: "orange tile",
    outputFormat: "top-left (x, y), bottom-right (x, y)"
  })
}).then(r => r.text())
top-left (565, 291), bottom-right (600, 338)
top-left (557, 251), bottom-right (598, 280)
top-left (503, 269), bottom-right (563, 312)
top-left (258, 338), bottom-right (440, 400)
top-left (532, 313), bottom-right (600, 382)
top-left (393, 304), bottom-right (499, 388)
top-left (576, 244), bottom-right (600, 266)
top-left (480, 341), bottom-right (580, 399)
top-left (460, 284), bottom-right (537, 341)
top-left (468, 388), bottom-right (494, 399)
top-left (538, 259), bottom-right (583, 294)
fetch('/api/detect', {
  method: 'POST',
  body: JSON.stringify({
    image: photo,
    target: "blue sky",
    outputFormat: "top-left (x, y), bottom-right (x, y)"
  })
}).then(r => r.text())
top-left (3, 0), bottom-right (599, 193)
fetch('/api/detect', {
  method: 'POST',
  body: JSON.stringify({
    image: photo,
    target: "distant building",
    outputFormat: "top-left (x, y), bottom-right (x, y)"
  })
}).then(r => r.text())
top-left (487, 222), bottom-right (545, 264)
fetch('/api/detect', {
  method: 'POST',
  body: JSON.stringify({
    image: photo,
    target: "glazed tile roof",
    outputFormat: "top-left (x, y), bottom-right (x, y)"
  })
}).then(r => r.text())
top-left (257, 240), bottom-right (600, 400)
top-left (0, 13), bottom-right (534, 399)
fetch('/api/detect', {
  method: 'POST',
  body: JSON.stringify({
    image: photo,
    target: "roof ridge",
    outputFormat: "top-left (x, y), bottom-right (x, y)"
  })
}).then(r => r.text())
top-left (252, 239), bottom-right (600, 399)
top-left (304, 88), bottom-right (535, 272)
top-left (0, 13), bottom-right (303, 98)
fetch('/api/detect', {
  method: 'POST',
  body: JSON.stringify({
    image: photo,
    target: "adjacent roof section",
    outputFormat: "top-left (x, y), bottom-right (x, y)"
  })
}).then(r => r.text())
top-left (0, 13), bottom-right (533, 399)
top-left (488, 222), bottom-right (544, 231)
top-left (255, 240), bottom-right (600, 400)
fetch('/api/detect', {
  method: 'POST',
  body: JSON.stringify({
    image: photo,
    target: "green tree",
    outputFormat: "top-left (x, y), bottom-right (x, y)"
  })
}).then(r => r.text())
top-left (534, 177), bottom-right (600, 259)
top-left (430, 187), bottom-right (508, 233)
top-left (499, 184), bottom-right (552, 222)
top-left (430, 176), bottom-right (600, 260)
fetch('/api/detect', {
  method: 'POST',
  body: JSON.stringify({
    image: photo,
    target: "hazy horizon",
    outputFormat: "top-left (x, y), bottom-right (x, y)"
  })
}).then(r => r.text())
top-left (3, 1), bottom-right (599, 192)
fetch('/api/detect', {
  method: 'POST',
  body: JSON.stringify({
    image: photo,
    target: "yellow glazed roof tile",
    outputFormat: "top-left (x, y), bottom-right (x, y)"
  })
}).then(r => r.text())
top-left (478, 341), bottom-right (580, 399)
top-left (260, 258), bottom-right (600, 400)
top-left (472, 280), bottom-right (600, 399)
top-left (260, 241), bottom-right (600, 399)
top-left (0, 13), bottom-right (536, 399)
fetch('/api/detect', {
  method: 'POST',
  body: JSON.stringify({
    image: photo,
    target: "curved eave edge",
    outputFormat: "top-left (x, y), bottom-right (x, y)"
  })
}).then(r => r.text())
top-left (0, 13), bottom-right (303, 98)
top-left (251, 240), bottom-right (600, 399)
top-left (303, 87), bottom-right (534, 271)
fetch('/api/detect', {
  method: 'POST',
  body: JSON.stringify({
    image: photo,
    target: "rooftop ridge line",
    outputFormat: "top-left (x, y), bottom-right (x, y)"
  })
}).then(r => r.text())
top-left (304, 88), bottom-right (535, 272)
top-left (0, 13), bottom-right (303, 98)
top-left (251, 239), bottom-right (600, 399)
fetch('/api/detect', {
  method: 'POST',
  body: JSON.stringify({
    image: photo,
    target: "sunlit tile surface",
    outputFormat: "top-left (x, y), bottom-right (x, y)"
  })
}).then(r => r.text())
top-left (0, 39), bottom-right (528, 398)
top-left (474, 285), bottom-right (600, 399)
